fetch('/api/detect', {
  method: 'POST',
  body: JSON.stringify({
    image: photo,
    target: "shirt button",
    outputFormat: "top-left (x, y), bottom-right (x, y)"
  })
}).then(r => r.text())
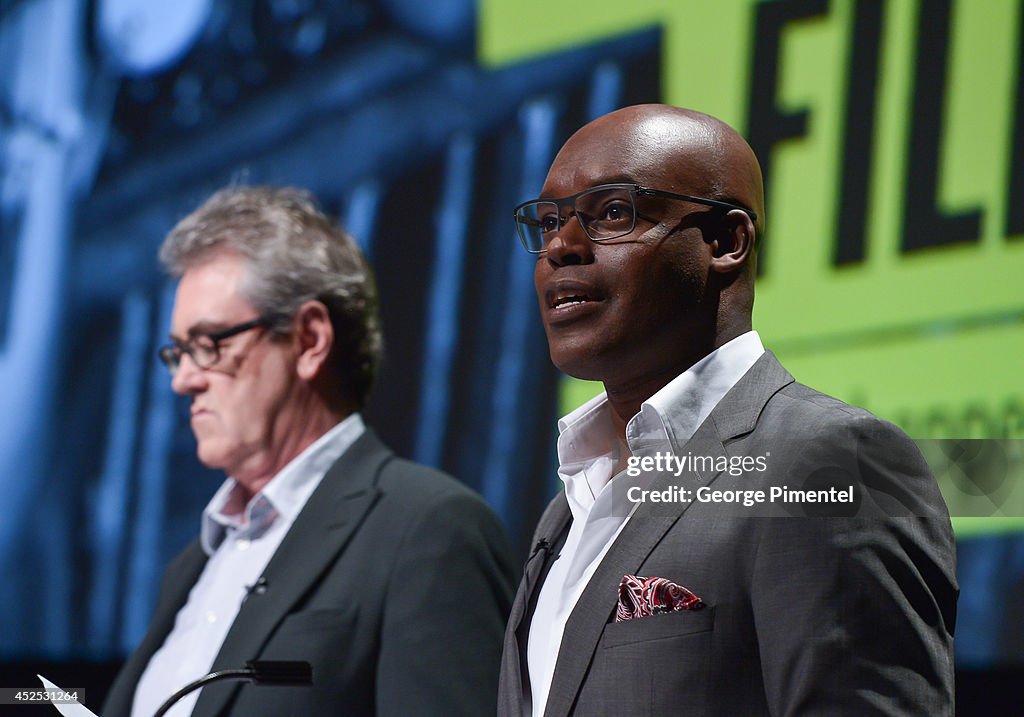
top-left (236, 538), bottom-right (251, 551)
top-left (206, 611), bottom-right (217, 624)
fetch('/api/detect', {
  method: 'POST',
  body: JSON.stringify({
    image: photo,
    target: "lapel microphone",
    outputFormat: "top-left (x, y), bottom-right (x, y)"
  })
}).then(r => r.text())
top-left (522, 539), bottom-right (554, 600)
top-left (243, 576), bottom-right (269, 602)
top-left (531, 539), bottom-right (553, 559)
top-left (152, 660), bottom-right (312, 717)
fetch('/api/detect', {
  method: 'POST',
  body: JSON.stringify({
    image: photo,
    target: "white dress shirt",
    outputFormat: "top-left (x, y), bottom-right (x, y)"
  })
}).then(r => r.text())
top-left (526, 332), bottom-right (765, 717)
top-left (131, 414), bottom-right (366, 717)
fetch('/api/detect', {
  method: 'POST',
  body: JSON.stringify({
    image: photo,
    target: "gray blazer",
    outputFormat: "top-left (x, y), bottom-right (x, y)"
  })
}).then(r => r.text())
top-left (499, 352), bottom-right (957, 716)
top-left (104, 428), bottom-right (516, 717)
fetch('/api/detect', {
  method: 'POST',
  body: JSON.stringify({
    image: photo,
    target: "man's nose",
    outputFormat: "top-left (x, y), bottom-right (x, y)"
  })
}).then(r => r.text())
top-left (170, 352), bottom-right (207, 395)
top-left (544, 213), bottom-right (594, 266)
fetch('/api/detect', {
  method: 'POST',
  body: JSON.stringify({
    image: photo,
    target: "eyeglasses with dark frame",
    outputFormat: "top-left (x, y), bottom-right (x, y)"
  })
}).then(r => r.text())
top-left (513, 182), bottom-right (758, 254)
top-left (158, 317), bottom-right (269, 375)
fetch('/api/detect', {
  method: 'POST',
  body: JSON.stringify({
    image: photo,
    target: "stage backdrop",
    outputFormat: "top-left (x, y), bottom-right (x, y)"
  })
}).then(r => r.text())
top-left (0, 0), bottom-right (1019, 678)
top-left (483, 0), bottom-right (1024, 666)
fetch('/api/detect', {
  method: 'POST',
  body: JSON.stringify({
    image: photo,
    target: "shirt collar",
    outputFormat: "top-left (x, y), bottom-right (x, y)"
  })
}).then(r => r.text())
top-left (627, 330), bottom-right (765, 455)
top-left (555, 331), bottom-right (764, 498)
top-left (555, 391), bottom-right (626, 508)
top-left (200, 413), bottom-right (367, 555)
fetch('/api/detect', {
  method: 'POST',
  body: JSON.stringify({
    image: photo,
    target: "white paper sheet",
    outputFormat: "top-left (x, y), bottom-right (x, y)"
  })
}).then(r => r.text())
top-left (36, 674), bottom-right (100, 717)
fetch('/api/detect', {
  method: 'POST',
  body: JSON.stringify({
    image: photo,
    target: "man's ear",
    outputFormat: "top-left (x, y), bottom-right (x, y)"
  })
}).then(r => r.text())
top-left (294, 300), bottom-right (334, 381)
top-left (710, 209), bottom-right (756, 273)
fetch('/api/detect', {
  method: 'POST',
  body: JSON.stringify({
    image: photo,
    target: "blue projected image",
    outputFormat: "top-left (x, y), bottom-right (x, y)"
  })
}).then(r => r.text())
top-left (0, 0), bottom-right (661, 660)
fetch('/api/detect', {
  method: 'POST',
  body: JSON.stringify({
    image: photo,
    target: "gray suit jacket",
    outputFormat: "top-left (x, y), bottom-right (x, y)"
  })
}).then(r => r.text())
top-left (104, 428), bottom-right (516, 717)
top-left (499, 352), bottom-right (957, 716)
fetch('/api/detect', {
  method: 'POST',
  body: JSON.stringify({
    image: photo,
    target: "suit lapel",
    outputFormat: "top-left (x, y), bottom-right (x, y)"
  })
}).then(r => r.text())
top-left (141, 542), bottom-right (208, 662)
top-left (104, 544), bottom-right (207, 717)
top-left (543, 352), bottom-right (794, 717)
top-left (191, 429), bottom-right (390, 717)
top-left (511, 496), bottom-right (573, 637)
top-left (499, 495), bottom-right (571, 717)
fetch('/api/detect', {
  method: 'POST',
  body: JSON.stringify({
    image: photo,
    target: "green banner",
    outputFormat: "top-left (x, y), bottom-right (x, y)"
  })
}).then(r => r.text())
top-left (481, 0), bottom-right (1024, 534)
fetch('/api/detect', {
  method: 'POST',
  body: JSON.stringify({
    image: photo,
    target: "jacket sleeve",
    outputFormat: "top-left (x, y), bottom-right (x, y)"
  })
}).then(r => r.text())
top-left (751, 415), bottom-right (958, 715)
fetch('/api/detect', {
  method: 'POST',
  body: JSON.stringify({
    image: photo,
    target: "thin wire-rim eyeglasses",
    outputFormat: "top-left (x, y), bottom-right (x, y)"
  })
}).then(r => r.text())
top-left (513, 183), bottom-right (757, 254)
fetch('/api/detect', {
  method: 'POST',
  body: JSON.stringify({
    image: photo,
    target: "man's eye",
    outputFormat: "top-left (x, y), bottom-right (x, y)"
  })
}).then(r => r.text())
top-left (191, 337), bottom-right (218, 358)
top-left (602, 202), bottom-right (632, 221)
top-left (539, 214), bottom-right (561, 233)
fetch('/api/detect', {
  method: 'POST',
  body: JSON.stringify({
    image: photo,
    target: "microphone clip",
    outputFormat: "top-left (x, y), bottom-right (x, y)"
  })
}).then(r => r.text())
top-left (243, 576), bottom-right (269, 603)
top-left (531, 539), bottom-right (553, 560)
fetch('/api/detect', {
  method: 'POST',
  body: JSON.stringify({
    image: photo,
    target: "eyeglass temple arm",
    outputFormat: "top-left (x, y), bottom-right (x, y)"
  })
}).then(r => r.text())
top-left (637, 188), bottom-right (757, 221)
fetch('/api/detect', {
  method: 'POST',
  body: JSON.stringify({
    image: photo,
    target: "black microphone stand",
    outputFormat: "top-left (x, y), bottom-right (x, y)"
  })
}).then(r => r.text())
top-left (152, 660), bottom-right (312, 717)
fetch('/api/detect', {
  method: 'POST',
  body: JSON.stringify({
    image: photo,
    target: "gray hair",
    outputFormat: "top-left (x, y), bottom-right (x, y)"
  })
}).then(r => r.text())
top-left (160, 185), bottom-right (382, 408)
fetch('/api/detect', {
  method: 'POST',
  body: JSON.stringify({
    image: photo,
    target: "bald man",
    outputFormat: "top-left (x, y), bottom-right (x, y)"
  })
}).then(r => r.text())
top-left (499, 105), bottom-right (957, 716)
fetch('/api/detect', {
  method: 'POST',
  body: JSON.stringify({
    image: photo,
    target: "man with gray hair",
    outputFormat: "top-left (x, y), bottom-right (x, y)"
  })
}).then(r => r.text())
top-left (103, 186), bottom-right (516, 717)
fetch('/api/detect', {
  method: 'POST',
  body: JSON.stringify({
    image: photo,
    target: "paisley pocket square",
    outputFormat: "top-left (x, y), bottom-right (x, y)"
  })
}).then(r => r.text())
top-left (615, 574), bottom-right (704, 622)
